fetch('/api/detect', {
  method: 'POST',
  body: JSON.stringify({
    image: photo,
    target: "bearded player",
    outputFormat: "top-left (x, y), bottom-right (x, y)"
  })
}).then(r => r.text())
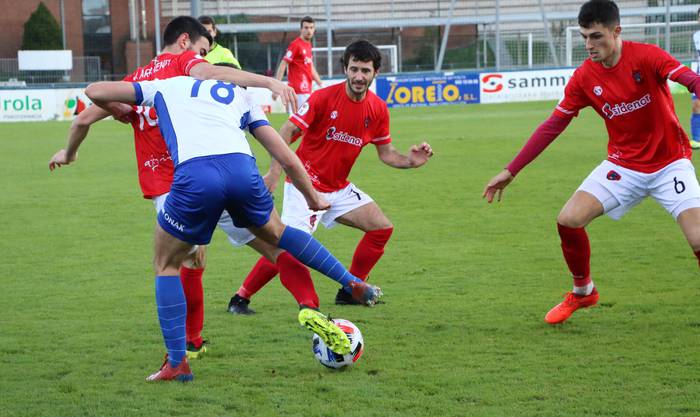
top-left (227, 40), bottom-right (433, 314)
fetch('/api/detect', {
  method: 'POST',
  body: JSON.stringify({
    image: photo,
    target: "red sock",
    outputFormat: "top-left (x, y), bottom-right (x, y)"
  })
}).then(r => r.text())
top-left (237, 256), bottom-right (279, 299)
top-left (694, 250), bottom-right (700, 268)
top-left (180, 266), bottom-right (204, 347)
top-left (557, 223), bottom-right (591, 281)
top-left (349, 227), bottom-right (394, 280)
top-left (277, 252), bottom-right (319, 309)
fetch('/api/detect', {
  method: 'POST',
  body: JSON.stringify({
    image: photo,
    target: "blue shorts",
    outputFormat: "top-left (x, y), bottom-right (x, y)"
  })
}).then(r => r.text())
top-left (157, 153), bottom-right (274, 245)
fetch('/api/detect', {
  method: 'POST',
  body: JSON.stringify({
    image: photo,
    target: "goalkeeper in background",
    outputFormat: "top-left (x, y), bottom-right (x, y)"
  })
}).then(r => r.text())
top-left (199, 15), bottom-right (242, 69)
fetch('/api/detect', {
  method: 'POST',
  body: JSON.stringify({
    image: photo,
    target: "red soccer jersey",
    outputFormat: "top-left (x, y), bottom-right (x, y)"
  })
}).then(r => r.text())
top-left (283, 37), bottom-right (314, 94)
top-left (122, 51), bottom-right (206, 198)
top-left (554, 40), bottom-right (691, 173)
top-left (289, 82), bottom-right (392, 192)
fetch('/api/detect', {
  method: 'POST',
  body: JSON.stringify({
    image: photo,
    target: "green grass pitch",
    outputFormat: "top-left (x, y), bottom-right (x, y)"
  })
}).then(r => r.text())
top-left (1, 97), bottom-right (699, 417)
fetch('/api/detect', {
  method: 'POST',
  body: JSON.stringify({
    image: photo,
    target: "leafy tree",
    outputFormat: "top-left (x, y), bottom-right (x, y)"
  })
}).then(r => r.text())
top-left (22, 2), bottom-right (62, 50)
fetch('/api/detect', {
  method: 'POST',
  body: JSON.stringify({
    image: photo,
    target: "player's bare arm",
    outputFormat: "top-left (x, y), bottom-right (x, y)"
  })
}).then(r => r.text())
top-left (271, 60), bottom-right (289, 101)
top-left (311, 65), bottom-right (323, 87)
top-left (263, 120), bottom-right (300, 192)
top-left (252, 125), bottom-right (329, 211)
top-left (49, 104), bottom-right (112, 171)
top-left (190, 63), bottom-right (297, 112)
top-left (375, 142), bottom-right (433, 169)
top-left (85, 81), bottom-right (138, 108)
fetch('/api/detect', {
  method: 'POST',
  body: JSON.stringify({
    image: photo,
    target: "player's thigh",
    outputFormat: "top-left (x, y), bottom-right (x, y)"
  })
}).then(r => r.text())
top-left (248, 208), bottom-right (286, 246)
top-left (335, 202), bottom-right (392, 231)
top-left (247, 237), bottom-right (284, 263)
top-left (160, 162), bottom-right (227, 246)
top-left (649, 159), bottom-right (700, 220)
top-left (153, 222), bottom-right (195, 275)
top-left (558, 190), bottom-right (605, 228)
top-left (322, 184), bottom-right (388, 231)
top-left (573, 160), bottom-right (647, 223)
top-left (676, 207), bottom-right (700, 251)
top-left (280, 182), bottom-right (322, 234)
top-left (222, 154), bottom-right (275, 232)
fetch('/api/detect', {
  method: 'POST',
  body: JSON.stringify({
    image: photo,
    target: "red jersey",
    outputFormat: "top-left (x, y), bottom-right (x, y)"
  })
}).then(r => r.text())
top-left (122, 51), bottom-right (206, 198)
top-left (289, 82), bottom-right (392, 192)
top-left (283, 37), bottom-right (314, 94)
top-left (555, 40), bottom-right (691, 173)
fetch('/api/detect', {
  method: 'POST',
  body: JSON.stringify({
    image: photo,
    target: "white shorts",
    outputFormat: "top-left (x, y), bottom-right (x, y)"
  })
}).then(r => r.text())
top-left (281, 182), bottom-right (374, 233)
top-left (578, 159), bottom-right (700, 220)
top-left (287, 94), bottom-right (310, 115)
top-left (153, 193), bottom-right (255, 247)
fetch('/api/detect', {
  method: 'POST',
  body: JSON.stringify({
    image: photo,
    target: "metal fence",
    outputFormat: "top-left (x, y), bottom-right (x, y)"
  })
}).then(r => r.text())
top-left (0, 56), bottom-right (102, 84)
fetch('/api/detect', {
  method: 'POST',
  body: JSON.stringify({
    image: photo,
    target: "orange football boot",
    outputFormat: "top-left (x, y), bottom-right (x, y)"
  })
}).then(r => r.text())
top-left (544, 288), bottom-right (599, 324)
top-left (146, 356), bottom-right (193, 382)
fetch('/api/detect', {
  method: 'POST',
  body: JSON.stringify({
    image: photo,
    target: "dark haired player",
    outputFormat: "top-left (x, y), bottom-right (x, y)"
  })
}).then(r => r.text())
top-left (227, 40), bottom-right (433, 313)
top-left (272, 16), bottom-right (324, 111)
top-left (49, 16), bottom-right (297, 357)
top-left (483, 0), bottom-right (700, 324)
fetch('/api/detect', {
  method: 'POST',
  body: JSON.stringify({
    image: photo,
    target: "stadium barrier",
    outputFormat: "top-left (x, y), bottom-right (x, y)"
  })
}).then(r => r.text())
top-left (0, 66), bottom-right (693, 122)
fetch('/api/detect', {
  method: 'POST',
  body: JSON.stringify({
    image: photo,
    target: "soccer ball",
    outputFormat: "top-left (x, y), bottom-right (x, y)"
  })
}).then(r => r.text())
top-left (312, 318), bottom-right (364, 369)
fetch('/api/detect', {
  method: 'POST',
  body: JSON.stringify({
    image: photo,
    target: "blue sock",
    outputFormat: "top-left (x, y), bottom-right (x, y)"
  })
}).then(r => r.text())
top-left (278, 226), bottom-right (362, 289)
top-left (691, 113), bottom-right (700, 141)
top-left (155, 275), bottom-right (187, 367)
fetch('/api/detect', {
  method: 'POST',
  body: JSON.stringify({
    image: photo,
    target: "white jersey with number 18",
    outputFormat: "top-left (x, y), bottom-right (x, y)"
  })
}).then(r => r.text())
top-left (133, 76), bottom-right (269, 167)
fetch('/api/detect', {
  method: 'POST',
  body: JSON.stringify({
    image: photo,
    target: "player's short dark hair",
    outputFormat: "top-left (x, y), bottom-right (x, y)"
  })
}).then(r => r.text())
top-left (578, 0), bottom-right (620, 29)
top-left (163, 16), bottom-right (213, 47)
top-left (198, 15), bottom-right (216, 27)
top-left (341, 40), bottom-right (382, 71)
top-left (300, 16), bottom-right (314, 28)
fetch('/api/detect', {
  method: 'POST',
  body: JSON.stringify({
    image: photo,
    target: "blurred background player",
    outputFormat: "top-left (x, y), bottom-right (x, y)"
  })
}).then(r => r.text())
top-left (690, 7), bottom-right (700, 149)
top-left (272, 16), bottom-right (323, 112)
top-left (84, 75), bottom-right (382, 381)
top-left (227, 40), bottom-right (433, 314)
top-left (198, 15), bottom-right (242, 69)
top-left (483, 0), bottom-right (700, 325)
top-left (49, 16), bottom-right (297, 359)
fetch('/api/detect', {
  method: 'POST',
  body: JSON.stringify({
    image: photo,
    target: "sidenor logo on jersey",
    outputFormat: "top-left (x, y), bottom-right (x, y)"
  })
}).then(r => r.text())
top-left (325, 127), bottom-right (363, 147)
top-left (601, 93), bottom-right (651, 120)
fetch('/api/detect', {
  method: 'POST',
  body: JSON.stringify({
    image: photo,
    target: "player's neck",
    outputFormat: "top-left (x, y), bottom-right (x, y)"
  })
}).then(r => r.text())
top-left (160, 45), bottom-right (182, 55)
top-left (601, 39), bottom-right (623, 68)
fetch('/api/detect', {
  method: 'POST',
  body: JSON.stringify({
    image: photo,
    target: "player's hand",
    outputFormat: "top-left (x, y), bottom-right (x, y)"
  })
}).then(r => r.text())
top-left (408, 142), bottom-right (434, 167)
top-left (262, 170), bottom-right (280, 193)
top-left (483, 169), bottom-right (515, 203)
top-left (269, 79), bottom-right (297, 113)
top-left (103, 102), bottom-right (134, 124)
top-left (49, 149), bottom-right (76, 171)
top-left (307, 194), bottom-right (330, 212)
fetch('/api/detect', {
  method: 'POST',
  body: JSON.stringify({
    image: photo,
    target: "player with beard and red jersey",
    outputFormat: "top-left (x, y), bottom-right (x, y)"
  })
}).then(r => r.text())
top-left (48, 16), bottom-right (298, 357)
top-left (483, 0), bottom-right (700, 325)
top-left (225, 40), bottom-right (433, 314)
top-left (272, 16), bottom-right (323, 112)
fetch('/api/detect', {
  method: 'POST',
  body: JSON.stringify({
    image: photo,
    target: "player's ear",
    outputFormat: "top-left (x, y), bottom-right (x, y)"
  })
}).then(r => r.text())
top-left (178, 32), bottom-right (190, 49)
top-left (613, 25), bottom-right (622, 37)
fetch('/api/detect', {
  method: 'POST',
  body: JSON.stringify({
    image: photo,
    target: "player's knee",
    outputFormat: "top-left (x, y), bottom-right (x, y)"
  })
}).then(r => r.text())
top-left (556, 211), bottom-right (587, 229)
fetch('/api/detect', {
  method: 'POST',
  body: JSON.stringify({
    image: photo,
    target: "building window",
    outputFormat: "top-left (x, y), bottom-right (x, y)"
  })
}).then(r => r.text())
top-left (82, 0), bottom-right (112, 74)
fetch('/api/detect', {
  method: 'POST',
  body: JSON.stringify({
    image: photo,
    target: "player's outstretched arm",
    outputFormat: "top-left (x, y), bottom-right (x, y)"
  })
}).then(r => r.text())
top-left (252, 125), bottom-right (329, 211)
top-left (311, 65), bottom-right (323, 87)
top-left (190, 63), bottom-right (297, 113)
top-left (49, 104), bottom-right (111, 171)
top-left (376, 142), bottom-right (434, 169)
top-left (482, 113), bottom-right (572, 203)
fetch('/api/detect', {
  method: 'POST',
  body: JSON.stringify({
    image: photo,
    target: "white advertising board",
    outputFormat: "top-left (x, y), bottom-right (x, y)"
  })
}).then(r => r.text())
top-left (479, 68), bottom-right (576, 104)
top-left (18, 50), bottom-right (73, 71)
top-left (0, 88), bottom-right (90, 122)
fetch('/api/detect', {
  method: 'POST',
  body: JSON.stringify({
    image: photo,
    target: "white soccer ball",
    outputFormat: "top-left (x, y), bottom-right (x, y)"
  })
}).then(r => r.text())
top-left (312, 318), bottom-right (364, 369)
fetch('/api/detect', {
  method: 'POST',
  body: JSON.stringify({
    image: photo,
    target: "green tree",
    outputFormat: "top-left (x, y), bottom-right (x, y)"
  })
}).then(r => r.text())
top-left (22, 2), bottom-right (62, 50)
